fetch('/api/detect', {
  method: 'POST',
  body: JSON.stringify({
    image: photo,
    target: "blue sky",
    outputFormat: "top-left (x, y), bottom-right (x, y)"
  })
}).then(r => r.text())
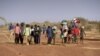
top-left (0, 0), bottom-right (100, 24)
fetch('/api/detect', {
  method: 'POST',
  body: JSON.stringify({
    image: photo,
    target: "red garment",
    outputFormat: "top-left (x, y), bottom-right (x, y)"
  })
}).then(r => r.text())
top-left (72, 27), bottom-right (80, 35)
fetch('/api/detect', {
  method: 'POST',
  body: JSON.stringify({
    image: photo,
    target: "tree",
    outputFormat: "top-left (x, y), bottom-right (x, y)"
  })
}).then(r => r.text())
top-left (0, 17), bottom-right (7, 26)
top-left (43, 21), bottom-right (52, 26)
top-left (97, 21), bottom-right (100, 33)
top-left (75, 17), bottom-right (88, 26)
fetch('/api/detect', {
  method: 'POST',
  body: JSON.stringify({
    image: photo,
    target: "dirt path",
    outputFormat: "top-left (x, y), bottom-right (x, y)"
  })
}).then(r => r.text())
top-left (0, 40), bottom-right (100, 56)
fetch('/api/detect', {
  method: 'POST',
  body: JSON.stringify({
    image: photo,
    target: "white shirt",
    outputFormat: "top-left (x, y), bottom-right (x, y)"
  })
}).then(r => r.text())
top-left (63, 32), bottom-right (68, 37)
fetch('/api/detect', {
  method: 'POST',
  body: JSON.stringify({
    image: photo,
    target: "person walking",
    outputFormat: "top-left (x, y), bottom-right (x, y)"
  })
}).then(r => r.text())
top-left (67, 26), bottom-right (72, 43)
top-left (23, 24), bottom-right (31, 45)
top-left (63, 29), bottom-right (68, 43)
top-left (34, 25), bottom-right (40, 44)
top-left (72, 26), bottom-right (80, 44)
top-left (60, 25), bottom-right (68, 44)
top-left (30, 25), bottom-right (34, 44)
top-left (8, 23), bottom-right (15, 42)
top-left (80, 26), bottom-right (86, 44)
top-left (19, 23), bottom-right (25, 44)
top-left (14, 23), bottom-right (21, 44)
top-left (37, 26), bottom-right (42, 44)
top-left (42, 25), bottom-right (46, 34)
top-left (46, 26), bottom-right (53, 45)
top-left (52, 26), bottom-right (57, 45)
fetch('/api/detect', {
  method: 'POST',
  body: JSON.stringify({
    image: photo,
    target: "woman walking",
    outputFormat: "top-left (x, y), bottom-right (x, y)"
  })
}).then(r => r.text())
top-left (14, 23), bottom-right (21, 44)
top-left (23, 24), bottom-right (31, 45)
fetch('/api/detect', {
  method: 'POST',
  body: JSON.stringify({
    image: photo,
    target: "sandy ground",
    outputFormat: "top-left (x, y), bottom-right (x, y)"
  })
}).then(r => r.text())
top-left (0, 29), bottom-right (100, 56)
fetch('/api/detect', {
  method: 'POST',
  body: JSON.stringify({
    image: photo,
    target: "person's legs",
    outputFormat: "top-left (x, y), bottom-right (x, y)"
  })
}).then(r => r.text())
top-left (15, 37), bottom-right (17, 44)
top-left (17, 34), bottom-right (20, 44)
top-left (53, 37), bottom-right (55, 45)
top-left (29, 36), bottom-right (32, 44)
top-left (74, 35), bottom-right (78, 44)
top-left (47, 37), bottom-right (50, 44)
top-left (16, 37), bottom-right (19, 44)
top-left (69, 34), bottom-right (73, 43)
top-left (38, 35), bottom-right (40, 44)
top-left (14, 34), bottom-right (17, 44)
top-left (80, 36), bottom-right (83, 44)
top-left (43, 30), bottom-right (45, 34)
top-left (34, 36), bottom-right (36, 44)
top-left (74, 35), bottom-right (77, 43)
top-left (72, 34), bottom-right (76, 43)
top-left (19, 34), bottom-right (23, 44)
top-left (34, 36), bottom-right (38, 44)
top-left (50, 37), bottom-right (52, 44)
top-left (48, 37), bottom-right (52, 44)
top-left (68, 37), bottom-right (70, 43)
top-left (64, 37), bottom-right (66, 43)
top-left (61, 38), bottom-right (64, 44)
top-left (15, 38), bottom-right (19, 44)
top-left (9, 30), bottom-right (14, 42)
top-left (15, 34), bottom-right (19, 44)
top-left (64, 37), bottom-right (65, 43)
top-left (24, 36), bottom-right (27, 45)
top-left (24, 36), bottom-right (29, 45)
top-left (26, 36), bottom-right (30, 45)
top-left (27, 36), bottom-right (31, 45)
top-left (35, 35), bottom-right (39, 44)
top-left (76, 35), bottom-right (79, 44)
top-left (68, 34), bottom-right (72, 43)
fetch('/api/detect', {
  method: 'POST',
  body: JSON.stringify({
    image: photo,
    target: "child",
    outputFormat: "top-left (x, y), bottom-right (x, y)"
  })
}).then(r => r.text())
top-left (80, 26), bottom-right (86, 44)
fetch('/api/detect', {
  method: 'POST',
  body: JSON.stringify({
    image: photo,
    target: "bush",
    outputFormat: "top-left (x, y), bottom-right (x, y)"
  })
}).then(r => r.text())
top-left (85, 24), bottom-right (92, 31)
top-left (96, 22), bottom-right (100, 33)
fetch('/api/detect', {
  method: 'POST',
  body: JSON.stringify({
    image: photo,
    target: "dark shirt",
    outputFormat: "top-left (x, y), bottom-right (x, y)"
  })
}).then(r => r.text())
top-left (46, 27), bottom-right (53, 38)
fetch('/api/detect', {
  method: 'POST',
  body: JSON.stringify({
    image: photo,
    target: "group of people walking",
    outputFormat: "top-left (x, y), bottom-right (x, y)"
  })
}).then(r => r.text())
top-left (60, 25), bottom-right (85, 44)
top-left (9, 23), bottom-right (42, 45)
top-left (60, 18), bottom-right (86, 44)
top-left (8, 19), bottom-right (86, 45)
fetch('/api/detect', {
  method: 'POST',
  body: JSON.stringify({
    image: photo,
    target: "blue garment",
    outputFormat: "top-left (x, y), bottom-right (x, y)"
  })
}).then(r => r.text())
top-left (46, 27), bottom-right (53, 38)
top-left (9, 24), bottom-right (14, 31)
